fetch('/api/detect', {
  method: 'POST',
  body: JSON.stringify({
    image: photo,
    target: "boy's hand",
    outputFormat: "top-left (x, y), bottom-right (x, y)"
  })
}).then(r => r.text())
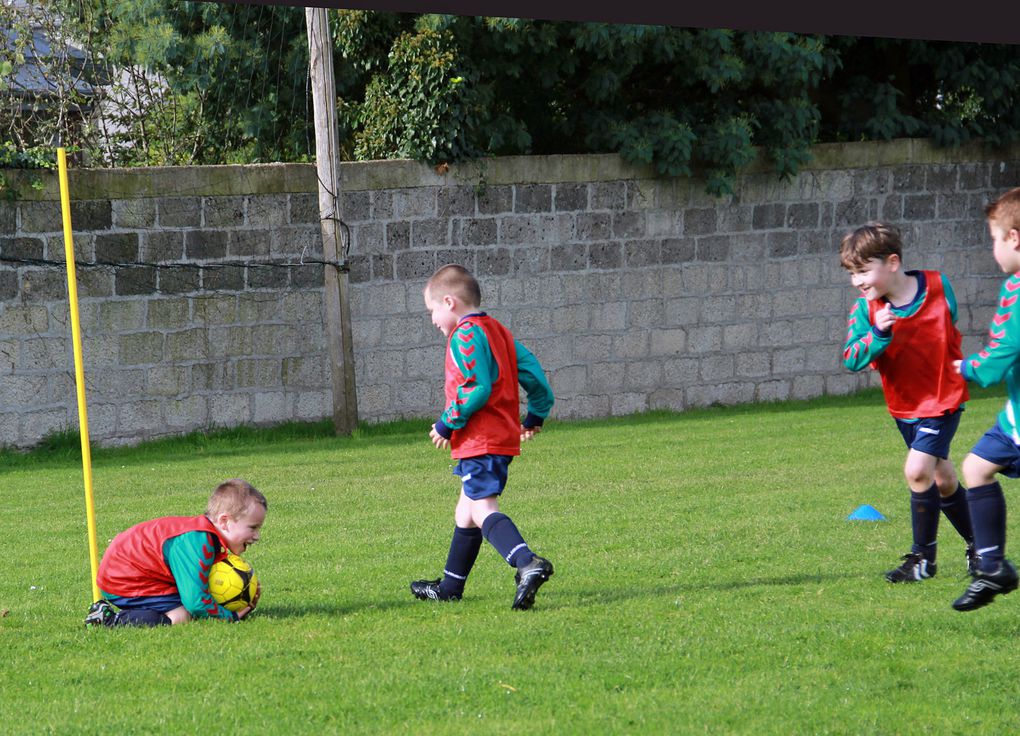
top-left (235, 582), bottom-right (261, 620)
top-left (874, 304), bottom-right (896, 332)
top-left (521, 425), bottom-right (541, 442)
top-left (953, 359), bottom-right (963, 374)
top-left (429, 425), bottom-right (450, 450)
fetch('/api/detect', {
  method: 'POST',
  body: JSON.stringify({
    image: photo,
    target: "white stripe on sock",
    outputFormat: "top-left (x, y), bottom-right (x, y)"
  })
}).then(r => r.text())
top-left (505, 543), bottom-right (527, 563)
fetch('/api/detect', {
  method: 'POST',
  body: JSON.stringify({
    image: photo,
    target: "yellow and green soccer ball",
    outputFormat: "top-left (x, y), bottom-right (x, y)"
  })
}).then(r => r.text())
top-left (208, 553), bottom-right (258, 613)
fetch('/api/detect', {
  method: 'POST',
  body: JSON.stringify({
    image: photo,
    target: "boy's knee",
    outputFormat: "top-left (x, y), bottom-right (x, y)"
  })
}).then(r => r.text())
top-left (961, 454), bottom-right (997, 488)
top-left (165, 606), bottom-right (192, 625)
top-left (933, 465), bottom-right (959, 495)
top-left (903, 461), bottom-right (935, 489)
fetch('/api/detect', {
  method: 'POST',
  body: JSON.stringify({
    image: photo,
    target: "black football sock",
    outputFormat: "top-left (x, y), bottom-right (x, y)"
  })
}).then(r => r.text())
top-left (967, 482), bottom-right (1008, 574)
top-left (481, 512), bottom-right (535, 568)
top-left (439, 526), bottom-right (483, 598)
top-left (113, 609), bottom-right (171, 627)
top-left (940, 483), bottom-right (974, 544)
top-left (910, 482), bottom-right (940, 563)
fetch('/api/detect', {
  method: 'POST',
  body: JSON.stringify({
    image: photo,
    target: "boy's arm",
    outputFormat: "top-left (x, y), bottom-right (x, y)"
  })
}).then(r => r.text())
top-left (941, 273), bottom-right (959, 323)
top-left (434, 323), bottom-right (495, 439)
top-left (961, 275), bottom-right (1020, 387)
top-left (163, 532), bottom-right (237, 621)
top-left (515, 340), bottom-right (554, 428)
top-left (842, 296), bottom-right (892, 372)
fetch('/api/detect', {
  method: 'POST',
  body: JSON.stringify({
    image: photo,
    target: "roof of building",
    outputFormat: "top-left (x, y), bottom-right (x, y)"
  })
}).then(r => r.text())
top-left (2, 2), bottom-right (97, 99)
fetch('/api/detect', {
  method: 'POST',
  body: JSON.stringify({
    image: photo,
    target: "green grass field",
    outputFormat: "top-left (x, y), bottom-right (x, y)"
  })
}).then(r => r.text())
top-left (3, 388), bottom-right (1020, 734)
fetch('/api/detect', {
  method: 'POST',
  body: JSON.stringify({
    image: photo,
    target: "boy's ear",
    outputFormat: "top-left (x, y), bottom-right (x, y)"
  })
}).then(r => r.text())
top-left (885, 253), bottom-right (902, 270)
top-left (442, 293), bottom-right (457, 309)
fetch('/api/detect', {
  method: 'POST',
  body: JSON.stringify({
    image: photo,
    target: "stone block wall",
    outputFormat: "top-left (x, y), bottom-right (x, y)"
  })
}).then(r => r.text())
top-left (1, 166), bottom-right (331, 447)
top-left (1, 140), bottom-right (1018, 448)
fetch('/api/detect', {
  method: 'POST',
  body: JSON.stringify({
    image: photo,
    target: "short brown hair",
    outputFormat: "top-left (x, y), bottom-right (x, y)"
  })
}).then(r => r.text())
top-left (839, 222), bottom-right (903, 270)
top-left (425, 263), bottom-right (482, 307)
top-left (985, 187), bottom-right (1020, 232)
top-left (205, 478), bottom-right (267, 520)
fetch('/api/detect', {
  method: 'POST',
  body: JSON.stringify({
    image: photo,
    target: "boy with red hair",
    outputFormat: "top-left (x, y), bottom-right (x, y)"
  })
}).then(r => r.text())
top-left (951, 187), bottom-right (1020, 610)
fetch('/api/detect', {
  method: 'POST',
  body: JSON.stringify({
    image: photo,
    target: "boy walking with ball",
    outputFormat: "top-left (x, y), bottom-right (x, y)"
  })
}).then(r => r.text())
top-left (840, 223), bottom-right (976, 583)
top-left (951, 187), bottom-right (1020, 611)
top-left (411, 264), bottom-right (555, 610)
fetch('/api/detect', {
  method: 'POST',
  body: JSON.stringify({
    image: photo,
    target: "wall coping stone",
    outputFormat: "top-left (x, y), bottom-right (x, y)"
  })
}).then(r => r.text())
top-left (6, 138), bottom-right (1020, 202)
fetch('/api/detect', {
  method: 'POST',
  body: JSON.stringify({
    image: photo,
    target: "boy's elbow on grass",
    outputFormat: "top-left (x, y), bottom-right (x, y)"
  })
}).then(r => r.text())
top-left (182, 596), bottom-right (228, 622)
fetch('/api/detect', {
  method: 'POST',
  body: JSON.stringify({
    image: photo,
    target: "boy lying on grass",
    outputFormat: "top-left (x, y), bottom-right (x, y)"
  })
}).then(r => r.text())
top-left (84, 478), bottom-right (266, 627)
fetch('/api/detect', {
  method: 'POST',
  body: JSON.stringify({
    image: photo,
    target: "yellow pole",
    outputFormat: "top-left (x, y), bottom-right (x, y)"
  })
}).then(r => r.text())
top-left (57, 148), bottom-right (101, 603)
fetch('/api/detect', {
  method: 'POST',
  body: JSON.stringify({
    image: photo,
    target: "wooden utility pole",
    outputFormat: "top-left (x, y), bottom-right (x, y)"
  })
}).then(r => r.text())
top-left (305, 6), bottom-right (358, 435)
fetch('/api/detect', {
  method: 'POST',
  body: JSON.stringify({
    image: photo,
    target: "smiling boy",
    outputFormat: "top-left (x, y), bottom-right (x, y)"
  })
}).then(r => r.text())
top-left (84, 478), bottom-right (266, 627)
top-left (841, 222), bottom-right (975, 583)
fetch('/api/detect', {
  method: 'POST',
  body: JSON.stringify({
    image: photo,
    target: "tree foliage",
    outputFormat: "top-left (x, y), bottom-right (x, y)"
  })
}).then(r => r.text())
top-left (331, 15), bottom-right (840, 193)
top-left (4, 4), bottom-right (1020, 193)
top-left (336, 17), bottom-right (1020, 194)
top-left (1, 0), bottom-right (94, 161)
top-left (2, 0), bottom-right (310, 166)
top-left (819, 37), bottom-right (1020, 149)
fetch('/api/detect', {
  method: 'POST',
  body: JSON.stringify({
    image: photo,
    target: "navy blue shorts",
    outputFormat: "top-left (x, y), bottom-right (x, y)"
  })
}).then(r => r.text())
top-left (103, 592), bottom-right (183, 613)
top-left (970, 422), bottom-right (1020, 478)
top-left (894, 408), bottom-right (962, 459)
top-left (453, 455), bottom-right (513, 500)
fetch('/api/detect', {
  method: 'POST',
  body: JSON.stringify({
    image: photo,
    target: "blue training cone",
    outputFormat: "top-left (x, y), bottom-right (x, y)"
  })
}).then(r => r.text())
top-left (847, 504), bottom-right (886, 521)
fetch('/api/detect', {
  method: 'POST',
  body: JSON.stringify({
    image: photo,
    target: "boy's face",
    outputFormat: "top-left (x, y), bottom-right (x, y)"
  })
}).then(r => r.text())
top-left (847, 255), bottom-right (900, 301)
top-left (990, 220), bottom-right (1020, 273)
top-left (215, 503), bottom-right (266, 555)
top-left (424, 289), bottom-right (459, 337)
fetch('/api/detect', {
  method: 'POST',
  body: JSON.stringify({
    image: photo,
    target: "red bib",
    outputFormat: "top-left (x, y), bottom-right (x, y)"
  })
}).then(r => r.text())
top-left (868, 271), bottom-right (968, 418)
top-left (97, 515), bottom-right (228, 598)
top-left (445, 315), bottom-right (521, 459)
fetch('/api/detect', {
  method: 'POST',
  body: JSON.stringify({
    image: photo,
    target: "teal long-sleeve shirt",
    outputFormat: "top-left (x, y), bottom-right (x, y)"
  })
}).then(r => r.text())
top-left (842, 271), bottom-right (958, 372)
top-left (842, 271), bottom-right (961, 423)
top-left (163, 532), bottom-right (236, 620)
top-left (960, 271), bottom-right (1020, 442)
top-left (436, 322), bottom-right (554, 437)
